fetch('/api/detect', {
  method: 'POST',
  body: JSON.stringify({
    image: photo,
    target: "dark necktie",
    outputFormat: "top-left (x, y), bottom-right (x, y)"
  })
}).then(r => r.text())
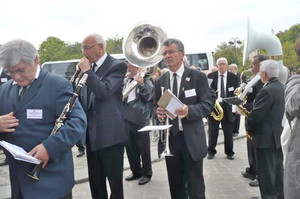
top-left (91, 63), bottom-right (97, 72)
top-left (220, 74), bottom-right (225, 98)
top-left (171, 73), bottom-right (179, 135)
top-left (19, 86), bottom-right (28, 100)
top-left (87, 63), bottom-right (97, 106)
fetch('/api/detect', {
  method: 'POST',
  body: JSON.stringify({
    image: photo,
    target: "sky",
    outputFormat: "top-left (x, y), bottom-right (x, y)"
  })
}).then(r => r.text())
top-left (0, 0), bottom-right (299, 53)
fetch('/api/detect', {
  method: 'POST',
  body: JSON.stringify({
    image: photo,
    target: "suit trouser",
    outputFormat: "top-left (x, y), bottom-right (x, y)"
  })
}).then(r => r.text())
top-left (256, 147), bottom-right (284, 199)
top-left (87, 143), bottom-right (124, 199)
top-left (247, 138), bottom-right (257, 177)
top-left (166, 133), bottom-right (205, 199)
top-left (233, 114), bottom-right (240, 134)
top-left (207, 116), bottom-right (234, 156)
top-left (125, 120), bottom-right (152, 178)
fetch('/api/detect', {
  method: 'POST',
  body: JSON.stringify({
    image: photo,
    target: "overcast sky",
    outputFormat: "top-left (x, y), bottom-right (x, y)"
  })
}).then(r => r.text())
top-left (0, 0), bottom-right (299, 53)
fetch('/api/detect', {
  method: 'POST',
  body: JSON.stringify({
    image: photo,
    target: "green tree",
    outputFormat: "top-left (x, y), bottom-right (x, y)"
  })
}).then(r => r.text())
top-left (66, 42), bottom-right (82, 60)
top-left (38, 37), bottom-right (68, 65)
top-left (277, 24), bottom-right (300, 72)
top-left (214, 42), bottom-right (246, 71)
top-left (106, 36), bottom-right (123, 54)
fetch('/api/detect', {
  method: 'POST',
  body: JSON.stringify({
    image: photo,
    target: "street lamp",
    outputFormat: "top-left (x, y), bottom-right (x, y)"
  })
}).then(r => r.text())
top-left (228, 37), bottom-right (242, 64)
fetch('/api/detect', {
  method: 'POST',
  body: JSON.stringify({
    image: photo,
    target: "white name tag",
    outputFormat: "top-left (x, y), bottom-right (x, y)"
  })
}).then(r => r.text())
top-left (249, 88), bottom-right (253, 93)
top-left (228, 87), bottom-right (234, 92)
top-left (184, 88), bottom-right (196, 98)
top-left (1, 78), bottom-right (8, 83)
top-left (27, 109), bottom-right (43, 119)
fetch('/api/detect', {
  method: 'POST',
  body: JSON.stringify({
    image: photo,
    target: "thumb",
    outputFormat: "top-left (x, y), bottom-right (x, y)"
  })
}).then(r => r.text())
top-left (28, 146), bottom-right (37, 156)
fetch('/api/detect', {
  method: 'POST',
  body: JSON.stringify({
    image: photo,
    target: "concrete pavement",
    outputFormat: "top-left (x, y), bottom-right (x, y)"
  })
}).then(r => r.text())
top-left (0, 117), bottom-right (261, 198)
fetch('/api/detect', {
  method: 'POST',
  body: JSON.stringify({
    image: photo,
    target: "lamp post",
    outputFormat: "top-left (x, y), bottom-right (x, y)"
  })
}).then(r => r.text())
top-left (228, 37), bottom-right (242, 64)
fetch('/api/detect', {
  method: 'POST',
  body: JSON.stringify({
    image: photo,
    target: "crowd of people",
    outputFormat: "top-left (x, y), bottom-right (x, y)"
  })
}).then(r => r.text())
top-left (0, 35), bottom-right (300, 199)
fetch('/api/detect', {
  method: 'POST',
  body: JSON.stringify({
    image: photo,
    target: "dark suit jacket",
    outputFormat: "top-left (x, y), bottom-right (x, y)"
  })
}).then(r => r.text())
top-left (246, 78), bottom-right (284, 149)
top-left (0, 69), bottom-right (87, 199)
top-left (154, 67), bottom-right (212, 161)
top-left (84, 54), bottom-right (127, 151)
top-left (244, 79), bottom-right (264, 112)
top-left (0, 70), bottom-right (11, 86)
top-left (207, 71), bottom-right (239, 122)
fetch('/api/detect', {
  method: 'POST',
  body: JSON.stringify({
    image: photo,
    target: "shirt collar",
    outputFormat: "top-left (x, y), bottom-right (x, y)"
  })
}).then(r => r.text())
top-left (169, 64), bottom-right (184, 79)
top-left (94, 53), bottom-right (108, 70)
top-left (218, 71), bottom-right (227, 77)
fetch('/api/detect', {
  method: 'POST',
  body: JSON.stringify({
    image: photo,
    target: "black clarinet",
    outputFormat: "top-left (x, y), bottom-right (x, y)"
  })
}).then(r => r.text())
top-left (27, 74), bottom-right (88, 180)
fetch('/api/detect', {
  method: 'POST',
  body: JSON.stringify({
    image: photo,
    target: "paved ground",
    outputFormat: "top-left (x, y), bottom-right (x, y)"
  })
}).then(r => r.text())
top-left (0, 117), bottom-right (261, 199)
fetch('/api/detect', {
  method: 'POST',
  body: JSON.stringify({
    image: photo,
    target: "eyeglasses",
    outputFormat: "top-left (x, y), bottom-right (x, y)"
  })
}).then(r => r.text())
top-left (162, 50), bottom-right (181, 56)
top-left (81, 43), bottom-right (101, 51)
top-left (6, 67), bottom-right (27, 76)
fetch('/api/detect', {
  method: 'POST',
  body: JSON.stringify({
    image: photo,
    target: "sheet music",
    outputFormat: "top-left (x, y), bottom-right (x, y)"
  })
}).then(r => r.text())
top-left (138, 125), bottom-right (172, 132)
top-left (0, 140), bottom-right (41, 164)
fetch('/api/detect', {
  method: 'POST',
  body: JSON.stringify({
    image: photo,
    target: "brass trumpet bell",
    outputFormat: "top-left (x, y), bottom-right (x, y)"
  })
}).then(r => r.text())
top-left (123, 22), bottom-right (167, 68)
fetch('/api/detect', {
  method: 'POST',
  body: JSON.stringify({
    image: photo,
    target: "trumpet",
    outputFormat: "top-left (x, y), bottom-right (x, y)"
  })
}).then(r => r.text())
top-left (159, 88), bottom-right (173, 157)
top-left (27, 73), bottom-right (89, 180)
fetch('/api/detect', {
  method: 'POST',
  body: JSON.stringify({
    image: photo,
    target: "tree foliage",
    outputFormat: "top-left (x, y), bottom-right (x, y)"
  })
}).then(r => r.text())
top-left (38, 36), bottom-right (123, 65)
top-left (38, 37), bottom-right (68, 65)
top-left (106, 36), bottom-right (123, 54)
top-left (214, 42), bottom-right (247, 72)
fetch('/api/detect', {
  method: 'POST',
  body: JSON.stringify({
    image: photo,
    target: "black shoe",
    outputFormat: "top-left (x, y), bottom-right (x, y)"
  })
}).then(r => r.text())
top-left (76, 150), bottom-right (85, 157)
top-left (0, 157), bottom-right (8, 166)
top-left (138, 176), bottom-right (150, 185)
top-left (241, 168), bottom-right (254, 179)
top-left (233, 133), bottom-right (239, 137)
top-left (207, 153), bottom-right (214, 159)
top-left (227, 155), bottom-right (234, 160)
top-left (125, 173), bottom-right (141, 181)
top-left (249, 178), bottom-right (259, 187)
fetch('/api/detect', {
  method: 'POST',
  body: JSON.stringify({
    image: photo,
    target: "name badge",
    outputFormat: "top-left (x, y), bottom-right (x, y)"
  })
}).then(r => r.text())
top-left (228, 87), bottom-right (234, 92)
top-left (27, 109), bottom-right (43, 119)
top-left (249, 88), bottom-right (253, 93)
top-left (1, 78), bottom-right (8, 83)
top-left (185, 88), bottom-right (196, 98)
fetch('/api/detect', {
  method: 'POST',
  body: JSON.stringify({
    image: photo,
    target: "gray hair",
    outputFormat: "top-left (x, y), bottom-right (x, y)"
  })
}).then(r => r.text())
top-left (162, 38), bottom-right (185, 52)
top-left (92, 34), bottom-right (106, 50)
top-left (229, 63), bottom-right (238, 70)
top-left (0, 39), bottom-right (37, 71)
top-left (260, 60), bottom-right (279, 78)
top-left (216, 57), bottom-right (228, 65)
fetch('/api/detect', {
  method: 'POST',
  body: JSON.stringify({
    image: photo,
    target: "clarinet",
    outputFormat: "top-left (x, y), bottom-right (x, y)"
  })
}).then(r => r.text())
top-left (27, 74), bottom-right (89, 180)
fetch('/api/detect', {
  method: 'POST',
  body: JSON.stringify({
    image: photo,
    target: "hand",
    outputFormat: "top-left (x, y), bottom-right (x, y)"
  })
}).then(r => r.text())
top-left (28, 144), bottom-right (50, 168)
top-left (157, 107), bottom-right (167, 123)
top-left (135, 76), bottom-right (144, 85)
top-left (0, 112), bottom-right (19, 133)
top-left (78, 57), bottom-right (91, 73)
top-left (175, 104), bottom-right (189, 119)
top-left (234, 87), bottom-right (241, 95)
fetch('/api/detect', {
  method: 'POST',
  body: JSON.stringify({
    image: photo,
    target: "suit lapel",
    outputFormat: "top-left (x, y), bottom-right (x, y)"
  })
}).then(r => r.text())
top-left (16, 69), bottom-right (46, 111)
top-left (10, 83), bottom-right (19, 111)
top-left (179, 68), bottom-right (191, 99)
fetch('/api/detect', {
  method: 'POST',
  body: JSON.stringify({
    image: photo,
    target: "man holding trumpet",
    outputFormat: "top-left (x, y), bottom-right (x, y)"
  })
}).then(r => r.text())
top-left (154, 38), bottom-right (212, 199)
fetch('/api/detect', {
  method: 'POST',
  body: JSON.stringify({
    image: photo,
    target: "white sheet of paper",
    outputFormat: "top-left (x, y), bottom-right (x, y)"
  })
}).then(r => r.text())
top-left (166, 98), bottom-right (184, 117)
top-left (0, 140), bottom-right (41, 164)
top-left (138, 125), bottom-right (172, 132)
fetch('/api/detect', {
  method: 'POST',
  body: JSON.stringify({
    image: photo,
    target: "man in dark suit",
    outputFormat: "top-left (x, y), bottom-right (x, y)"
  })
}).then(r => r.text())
top-left (78, 33), bottom-right (127, 199)
top-left (0, 66), bottom-right (11, 166)
top-left (246, 60), bottom-right (284, 199)
top-left (0, 39), bottom-right (87, 199)
top-left (228, 63), bottom-right (247, 137)
top-left (124, 62), bottom-right (153, 185)
top-left (241, 55), bottom-right (268, 187)
top-left (154, 38), bottom-right (212, 199)
top-left (207, 58), bottom-right (239, 160)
